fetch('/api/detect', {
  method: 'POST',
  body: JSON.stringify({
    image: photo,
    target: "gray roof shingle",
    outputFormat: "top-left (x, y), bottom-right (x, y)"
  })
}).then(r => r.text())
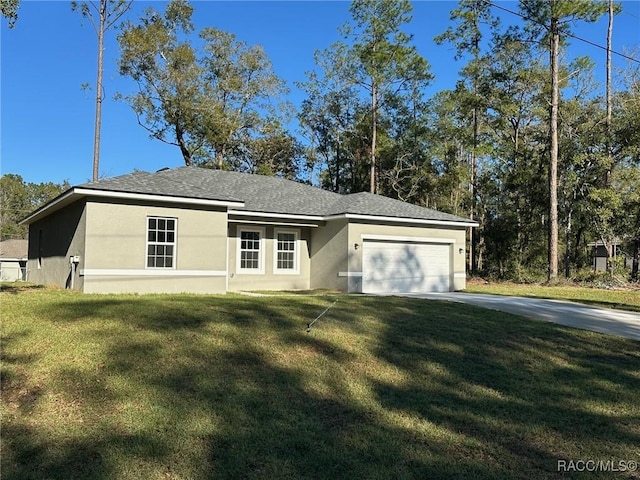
top-left (78, 167), bottom-right (472, 224)
top-left (0, 239), bottom-right (28, 259)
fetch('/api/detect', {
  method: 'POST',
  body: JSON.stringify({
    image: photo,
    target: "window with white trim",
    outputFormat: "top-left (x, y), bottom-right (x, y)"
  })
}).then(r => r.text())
top-left (274, 229), bottom-right (299, 274)
top-left (238, 228), bottom-right (264, 273)
top-left (147, 217), bottom-right (176, 268)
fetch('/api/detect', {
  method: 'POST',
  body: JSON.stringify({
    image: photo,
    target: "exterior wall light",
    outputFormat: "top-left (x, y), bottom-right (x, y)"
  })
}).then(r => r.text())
top-left (459, 248), bottom-right (464, 254)
top-left (354, 243), bottom-right (360, 250)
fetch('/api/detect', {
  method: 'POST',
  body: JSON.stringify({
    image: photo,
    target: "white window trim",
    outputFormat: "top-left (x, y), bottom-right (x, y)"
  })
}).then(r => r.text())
top-left (146, 216), bottom-right (177, 270)
top-left (273, 228), bottom-right (300, 275)
top-left (237, 227), bottom-right (265, 274)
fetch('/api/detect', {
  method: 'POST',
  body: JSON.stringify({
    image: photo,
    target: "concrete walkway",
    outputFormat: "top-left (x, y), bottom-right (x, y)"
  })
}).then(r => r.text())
top-left (402, 292), bottom-right (640, 341)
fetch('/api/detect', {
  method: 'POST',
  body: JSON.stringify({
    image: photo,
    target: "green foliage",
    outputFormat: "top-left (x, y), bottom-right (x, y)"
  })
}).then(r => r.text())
top-left (0, 0), bottom-right (19, 28)
top-left (118, 0), bottom-right (289, 171)
top-left (229, 123), bottom-right (305, 180)
top-left (0, 174), bottom-right (69, 240)
top-left (70, 0), bottom-right (131, 29)
top-left (519, 0), bottom-right (609, 39)
top-left (300, 0), bottom-right (432, 194)
top-left (434, 0), bottom-right (499, 60)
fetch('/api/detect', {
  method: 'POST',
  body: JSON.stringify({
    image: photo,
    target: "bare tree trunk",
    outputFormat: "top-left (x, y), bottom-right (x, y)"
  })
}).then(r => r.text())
top-left (548, 14), bottom-right (559, 281)
top-left (470, 2), bottom-right (480, 274)
top-left (602, 0), bottom-right (615, 273)
top-left (632, 238), bottom-right (639, 281)
top-left (369, 32), bottom-right (378, 195)
top-left (370, 81), bottom-right (377, 194)
top-left (92, 0), bottom-right (107, 182)
top-left (605, 0), bottom-right (613, 187)
top-left (216, 148), bottom-right (225, 170)
top-left (175, 125), bottom-right (192, 166)
top-left (564, 209), bottom-right (572, 278)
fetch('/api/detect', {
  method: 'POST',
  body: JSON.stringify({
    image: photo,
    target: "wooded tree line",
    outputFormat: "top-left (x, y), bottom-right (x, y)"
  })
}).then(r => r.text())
top-left (3, 0), bottom-right (638, 281)
top-left (0, 175), bottom-right (69, 240)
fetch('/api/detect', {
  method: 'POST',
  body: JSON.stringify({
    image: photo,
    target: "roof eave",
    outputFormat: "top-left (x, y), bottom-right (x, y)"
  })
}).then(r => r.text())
top-left (324, 213), bottom-right (479, 227)
top-left (20, 187), bottom-right (245, 225)
top-left (228, 209), bottom-right (324, 222)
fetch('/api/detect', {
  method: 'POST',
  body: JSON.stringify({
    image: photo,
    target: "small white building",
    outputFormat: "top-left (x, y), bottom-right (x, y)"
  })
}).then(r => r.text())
top-left (0, 239), bottom-right (28, 281)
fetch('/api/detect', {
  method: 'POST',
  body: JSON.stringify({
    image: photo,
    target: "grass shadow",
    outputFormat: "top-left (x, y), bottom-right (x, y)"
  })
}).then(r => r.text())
top-left (2, 291), bottom-right (638, 479)
top-left (0, 283), bottom-right (47, 294)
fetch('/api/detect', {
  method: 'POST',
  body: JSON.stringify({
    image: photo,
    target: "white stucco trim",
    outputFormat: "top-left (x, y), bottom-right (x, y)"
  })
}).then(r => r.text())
top-left (229, 210), bottom-right (324, 221)
top-left (80, 269), bottom-right (227, 277)
top-left (338, 272), bottom-right (363, 277)
top-left (454, 273), bottom-right (466, 278)
top-left (361, 234), bottom-right (456, 244)
top-left (325, 213), bottom-right (478, 228)
top-left (236, 226), bottom-right (266, 275)
top-left (229, 219), bottom-right (319, 228)
top-left (75, 189), bottom-right (244, 208)
top-left (21, 188), bottom-right (244, 225)
top-left (273, 228), bottom-right (301, 275)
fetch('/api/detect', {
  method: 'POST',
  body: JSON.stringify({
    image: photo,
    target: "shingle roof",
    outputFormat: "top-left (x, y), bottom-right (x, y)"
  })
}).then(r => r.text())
top-left (79, 170), bottom-right (244, 204)
top-left (0, 239), bottom-right (28, 259)
top-left (326, 192), bottom-right (470, 223)
top-left (77, 166), bottom-right (473, 224)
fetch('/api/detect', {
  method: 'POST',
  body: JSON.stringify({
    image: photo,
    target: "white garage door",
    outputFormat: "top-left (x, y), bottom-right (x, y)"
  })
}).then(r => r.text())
top-left (362, 240), bottom-right (451, 293)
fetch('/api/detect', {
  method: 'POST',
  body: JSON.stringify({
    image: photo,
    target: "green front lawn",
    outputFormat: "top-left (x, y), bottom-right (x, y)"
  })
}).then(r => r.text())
top-left (2, 287), bottom-right (638, 479)
top-left (465, 282), bottom-right (640, 312)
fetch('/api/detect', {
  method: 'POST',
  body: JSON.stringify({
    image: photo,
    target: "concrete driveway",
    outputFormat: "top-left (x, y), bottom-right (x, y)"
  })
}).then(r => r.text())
top-left (402, 292), bottom-right (640, 341)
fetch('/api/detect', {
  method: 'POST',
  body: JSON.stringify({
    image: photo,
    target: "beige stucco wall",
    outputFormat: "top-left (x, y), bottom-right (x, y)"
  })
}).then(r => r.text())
top-left (83, 276), bottom-right (225, 295)
top-left (347, 221), bottom-right (468, 292)
top-left (309, 218), bottom-right (349, 291)
top-left (227, 223), bottom-right (311, 291)
top-left (27, 200), bottom-right (87, 290)
top-left (82, 200), bottom-right (228, 294)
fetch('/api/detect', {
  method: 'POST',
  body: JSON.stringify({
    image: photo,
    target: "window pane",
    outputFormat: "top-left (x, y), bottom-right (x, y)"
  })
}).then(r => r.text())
top-left (147, 217), bottom-right (176, 268)
top-left (276, 232), bottom-right (296, 270)
top-left (239, 231), bottom-right (261, 270)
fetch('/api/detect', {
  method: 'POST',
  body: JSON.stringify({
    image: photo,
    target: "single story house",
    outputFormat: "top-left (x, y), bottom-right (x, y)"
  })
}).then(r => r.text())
top-left (21, 167), bottom-right (478, 294)
top-left (0, 239), bottom-right (28, 282)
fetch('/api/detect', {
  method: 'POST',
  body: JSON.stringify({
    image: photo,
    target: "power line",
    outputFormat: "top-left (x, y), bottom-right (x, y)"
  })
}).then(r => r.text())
top-left (485, 0), bottom-right (640, 65)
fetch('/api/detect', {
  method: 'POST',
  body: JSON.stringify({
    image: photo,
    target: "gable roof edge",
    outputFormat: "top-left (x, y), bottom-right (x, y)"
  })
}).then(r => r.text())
top-left (324, 213), bottom-right (479, 228)
top-left (20, 187), bottom-right (245, 226)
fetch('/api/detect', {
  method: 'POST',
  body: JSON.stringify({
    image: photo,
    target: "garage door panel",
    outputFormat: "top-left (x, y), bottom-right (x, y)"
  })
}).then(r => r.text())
top-left (362, 241), bottom-right (450, 293)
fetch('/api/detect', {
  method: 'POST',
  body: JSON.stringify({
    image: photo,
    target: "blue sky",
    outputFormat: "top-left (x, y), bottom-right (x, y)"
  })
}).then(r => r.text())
top-left (1, 0), bottom-right (639, 187)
